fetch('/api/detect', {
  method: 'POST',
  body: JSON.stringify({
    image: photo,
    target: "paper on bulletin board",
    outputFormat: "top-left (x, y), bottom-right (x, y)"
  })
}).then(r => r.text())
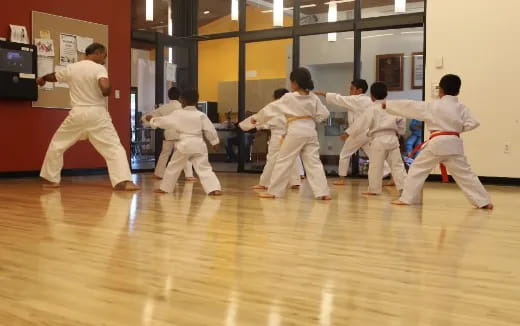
top-left (37, 57), bottom-right (54, 90)
top-left (54, 65), bottom-right (69, 88)
top-left (166, 63), bottom-right (177, 82)
top-left (35, 38), bottom-right (55, 57)
top-left (40, 30), bottom-right (51, 39)
top-left (60, 33), bottom-right (77, 65)
top-left (76, 36), bottom-right (94, 53)
top-left (9, 25), bottom-right (29, 44)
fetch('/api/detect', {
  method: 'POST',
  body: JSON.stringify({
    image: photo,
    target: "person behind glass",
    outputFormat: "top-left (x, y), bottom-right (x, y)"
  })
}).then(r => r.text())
top-left (251, 88), bottom-right (302, 190)
top-left (251, 67), bottom-right (331, 200)
top-left (225, 113), bottom-right (255, 162)
top-left (405, 119), bottom-right (423, 158)
top-left (142, 87), bottom-right (196, 181)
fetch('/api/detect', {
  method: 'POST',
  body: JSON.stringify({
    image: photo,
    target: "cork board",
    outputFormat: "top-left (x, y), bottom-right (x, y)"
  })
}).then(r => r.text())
top-left (31, 11), bottom-right (108, 109)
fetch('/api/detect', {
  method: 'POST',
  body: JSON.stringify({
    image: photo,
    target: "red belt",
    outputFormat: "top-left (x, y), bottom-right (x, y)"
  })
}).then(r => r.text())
top-left (408, 131), bottom-right (460, 183)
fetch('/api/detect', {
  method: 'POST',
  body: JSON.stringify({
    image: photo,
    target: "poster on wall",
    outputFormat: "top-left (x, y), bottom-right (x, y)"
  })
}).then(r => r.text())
top-left (76, 36), bottom-right (94, 53)
top-left (59, 33), bottom-right (78, 65)
top-left (35, 38), bottom-right (55, 57)
top-left (37, 57), bottom-right (54, 90)
top-left (412, 52), bottom-right (424, 89)
top-left (9, 25), bottom-right (29, 44)
top-left (376, 53), bottom-right (404, 91)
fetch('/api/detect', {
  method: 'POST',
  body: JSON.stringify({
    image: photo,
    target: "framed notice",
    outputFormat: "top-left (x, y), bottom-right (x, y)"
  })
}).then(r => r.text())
top-left (376, 53), bottom-right (404, 91)
top-left (412, 52), bottom-right (424, 89)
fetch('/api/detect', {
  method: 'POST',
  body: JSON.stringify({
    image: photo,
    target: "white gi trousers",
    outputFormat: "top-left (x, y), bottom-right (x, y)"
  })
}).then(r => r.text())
top-left (40, 106), bottom-right (132, 187)
top-left (154, 139), bottom-right (194, 179)
top-left (367, 135), bottom-right (407, 194)
top-left (259, 134), bottom-right (301, 187)
top-left (339, 133), bottom-right (392, 178)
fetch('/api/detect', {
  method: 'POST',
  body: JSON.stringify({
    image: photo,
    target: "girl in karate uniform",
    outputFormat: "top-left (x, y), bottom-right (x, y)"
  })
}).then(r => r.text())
top-left (384, 74), bottom-right (493, 209)
top-left (251, 68), bottom-right (331, 200)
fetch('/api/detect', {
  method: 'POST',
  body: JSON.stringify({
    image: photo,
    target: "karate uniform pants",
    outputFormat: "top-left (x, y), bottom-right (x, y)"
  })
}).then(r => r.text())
top-left (339, 134), bottom-right (391, 178)
top-left (259, 134), bottom-right (301, 187)
top-left (400, 146), bottom-right (492, 208)
top-left (154, 140), bottom-right (194, 179)
top-left (367, 138), bottom-right (407, 194)
top-left (40, 106), bottom-right (132, 187)
top-left (267, 134), bottom-right (329, 198)
top-left (160, 151), bottom-right (221, 194)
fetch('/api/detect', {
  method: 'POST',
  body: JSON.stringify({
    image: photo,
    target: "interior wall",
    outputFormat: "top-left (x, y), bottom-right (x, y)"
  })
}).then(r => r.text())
top-left (426, 0), bottom-right (520, 178)
top-left (0, 0), bottom-right (131, 173)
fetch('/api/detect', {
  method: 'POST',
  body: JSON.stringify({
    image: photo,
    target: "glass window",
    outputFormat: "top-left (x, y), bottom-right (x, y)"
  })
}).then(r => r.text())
top-left (132, 0), bottom-right (171, 34)
top-left (300, 32), bottom-right (355, 175)
top-left (198, 38), bottom-right (240, 172)
top-left (300, 0), bottom-right (355, 25)
top-left (362, 0), bottom-right (425, 18)
top-left (198, 0), bottom-right (239, 35)
top-left (244, 39), bottom-right (293, 172)
top-left (246, 0), bottom-right (294, 31)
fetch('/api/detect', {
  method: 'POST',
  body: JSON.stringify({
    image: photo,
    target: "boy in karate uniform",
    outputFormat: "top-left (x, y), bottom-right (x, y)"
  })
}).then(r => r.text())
top-left (251, 67), bottom-right (331, 200)
top-left (249, 88), bottom-right (301, 190)
top-left (345, 82), bottom-right (407, 195)
top-left (315, 80), bottom-right (391, 186)
top-left (384, 74), bottom-right (493, 209)
top-left (143, 87), bottom-right (195, 181)
top-left (151, 90), bottom-right (222, 196)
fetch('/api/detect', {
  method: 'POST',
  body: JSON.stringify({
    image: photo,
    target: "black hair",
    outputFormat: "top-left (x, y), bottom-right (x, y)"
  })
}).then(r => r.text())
top-left (168, 87), bottom-right (180, 100)
top-left (439, 74), bottom-right (461, 96)
top-left (370, 82), bottom-right (388, 100)
top-left (290, 67), bottom-right (315, 91)
top-left (351, 79), bottom-right (369, 93)
top-left (273, 88), bottom-right (289, 100)
top-left (180, 89), bottom-right (199, 105)
top-left (85, 43), bottom-right (106, 56)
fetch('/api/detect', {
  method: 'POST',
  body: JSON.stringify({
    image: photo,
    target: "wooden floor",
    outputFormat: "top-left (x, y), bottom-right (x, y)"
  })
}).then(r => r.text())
top-left (0, 173), bottom-right (519, 326)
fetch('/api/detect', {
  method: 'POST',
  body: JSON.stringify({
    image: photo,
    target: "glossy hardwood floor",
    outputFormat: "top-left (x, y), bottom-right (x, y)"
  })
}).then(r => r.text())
top-left (0, 173), bottom-right (519, 326)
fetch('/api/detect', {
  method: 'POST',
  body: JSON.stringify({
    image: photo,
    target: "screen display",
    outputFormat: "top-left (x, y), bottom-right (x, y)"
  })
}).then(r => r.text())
top-left (0, 48), bottom-right (33, 74)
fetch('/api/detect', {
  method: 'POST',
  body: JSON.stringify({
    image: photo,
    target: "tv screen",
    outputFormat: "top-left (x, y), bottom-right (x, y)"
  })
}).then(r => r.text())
top-left (0, 48), bottom-right (33, 74)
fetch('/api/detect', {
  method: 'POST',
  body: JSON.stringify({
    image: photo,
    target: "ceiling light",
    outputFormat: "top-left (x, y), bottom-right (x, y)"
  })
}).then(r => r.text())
top-left (395, 0), bottom-right (406, 13)
top-left (328, 2), bottom-right (337, 42)
top-left (203, 10), bottom-right (211, 15)
top-left (146, 0), bottom-right (154, 21)
top-left (273, 0), bottom-right (284, 27)
top-left (231, 0), bottom-right (239, 20)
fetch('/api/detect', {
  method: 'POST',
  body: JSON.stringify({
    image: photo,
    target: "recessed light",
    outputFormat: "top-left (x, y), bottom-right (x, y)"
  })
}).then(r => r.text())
top-left (203, 10), bottom-right (211, 15)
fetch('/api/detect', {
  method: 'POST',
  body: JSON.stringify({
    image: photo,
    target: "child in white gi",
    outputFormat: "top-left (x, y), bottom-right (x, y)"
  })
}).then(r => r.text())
top-left (151, 90), bottom-right (222, 196)
top-left (384, 74), bottom-right (493, 209)
top-left (251, 67), bottom-right (331, 200)
top-left (345, 82), bottom-right (407, 195)
top-left (143, 87), bottom-right (195, 181)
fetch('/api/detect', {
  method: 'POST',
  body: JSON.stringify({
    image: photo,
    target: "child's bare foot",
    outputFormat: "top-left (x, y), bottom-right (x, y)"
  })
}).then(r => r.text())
top-left (43, 181), bottom-right (60, 188)
top-left (185, 177), bottom-right (198, 182)
top-left (154, 189), bottom-right (168, 194)
top-left (290, 185), bottom-right (300, 190)
top-left (300, 176), bottom-right (306, 180)
top-left (115, 181), bottom-right (140, 191)
top-left (209, 190), bottom-right (222, 196)
top-left (392, 200), bottom-right (410, 206)
top-left (362, 192), bottom-right (378, 196)
top-left (481, 203), bottom-right (494, 210)
top-left (333, 179), bottom-right (346, 186)
top-left (383, 180), bottom-right (395, 187)
top-left (259, 193), bottom-right (276, 199)
top-left (251, 185), bottom-right (268, 190)
top-left (318, 195), bottom-right (332, 201)
top-left (153, 175), bottom-right (163, 180)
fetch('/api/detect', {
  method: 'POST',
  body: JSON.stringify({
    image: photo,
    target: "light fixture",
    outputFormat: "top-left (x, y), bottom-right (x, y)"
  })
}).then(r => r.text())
top-left (203, 10), bottom-right (211, 15)
top-left (231, 0), bottom-right (239, 20)
top-left (261, 4), bottom-right (316, 13)
top-left (273, 0), bottom-right (284, 27)
top-left (146, 0), bottom-right (154, 21)
top-left (395, 0), bottom-right (406, 13)
top-left (328, 2), bottom-right (337, 42)
top-left (324, 0), bottom-right (354, 4)
top-left (168, 3), bottom-right (173, 63)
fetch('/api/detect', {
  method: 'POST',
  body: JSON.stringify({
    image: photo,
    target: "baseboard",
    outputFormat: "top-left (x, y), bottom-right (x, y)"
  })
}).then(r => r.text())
top-left (0, 168), bottom-right (109, 179)
top-left (426, 174), bottom-right (520, 186)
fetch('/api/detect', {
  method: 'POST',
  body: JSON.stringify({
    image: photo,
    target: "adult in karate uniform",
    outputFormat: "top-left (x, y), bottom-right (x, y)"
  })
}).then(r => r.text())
top-left (37, 43), bottom-right (138, 191)
top-left (384, 74), bottom-right (493, 209)
top-left (345, 82), bottom-right (407, 195)
top-left (252, 68), bottom-right (331, 200)
top-left (151, 89), bottom-right (222, 195)
top-left (142, 87), bottom-right (195, 181)
top-left (315, 79), bottom-right (391, 186)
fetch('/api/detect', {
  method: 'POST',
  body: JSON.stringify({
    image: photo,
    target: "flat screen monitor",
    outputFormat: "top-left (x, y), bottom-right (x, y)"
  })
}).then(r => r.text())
top-left (0, 48), bottom-right (33, 74)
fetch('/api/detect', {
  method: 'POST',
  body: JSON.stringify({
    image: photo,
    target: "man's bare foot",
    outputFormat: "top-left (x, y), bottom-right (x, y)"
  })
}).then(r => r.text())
top-left (383, 180), bottom-right (395, 187)
top-left (209, 190), bottom-right (222, 196)
top-left (259, 193), bottom-right (276, 199)
top-left (153, 175), bottom-right (163, 180)
top-left (481, 203), bottom-right (494, 210)
top-left (114, 181), bottom-right (140, 191)
top-left (300, 176), bottom-right (306, 180)
top-left (362, 192), bottom-right (378, 196)
top-left (154, 189), bottom-right (168, 194)
top-left (251, 185), bottom-right (268, 190)
top-left (43, 182), bottom-right (61, 188)
top-left (392, 200), bottom-right (410, 206)
top-left (333, 179), bottom-right (346, 186)
top-left (290, 185), bottom-right (300, 190)
top-left (318, 196), bottom-right (332, 201)
top-left (185, 177), bottom-right (198, 182)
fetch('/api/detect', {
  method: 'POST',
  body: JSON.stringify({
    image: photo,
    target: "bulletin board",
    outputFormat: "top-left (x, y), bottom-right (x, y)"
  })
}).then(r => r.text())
top-left (31, 11), bottom-right (108, 109)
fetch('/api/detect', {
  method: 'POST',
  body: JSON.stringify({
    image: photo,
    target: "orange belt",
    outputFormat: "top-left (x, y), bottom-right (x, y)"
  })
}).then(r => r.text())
top-left (280, 116), bottom-right (313, 144)
top-left (408, 131), bottom-right (460, 183)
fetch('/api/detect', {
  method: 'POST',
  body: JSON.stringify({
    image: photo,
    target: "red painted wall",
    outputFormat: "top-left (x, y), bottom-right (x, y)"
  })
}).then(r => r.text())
top-left (0, 1), bottom-right (131, 172)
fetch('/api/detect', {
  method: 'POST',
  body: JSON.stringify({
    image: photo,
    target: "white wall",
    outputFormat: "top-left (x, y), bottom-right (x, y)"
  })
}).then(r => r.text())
top-left (426, 0), bottom-right (520, 178)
